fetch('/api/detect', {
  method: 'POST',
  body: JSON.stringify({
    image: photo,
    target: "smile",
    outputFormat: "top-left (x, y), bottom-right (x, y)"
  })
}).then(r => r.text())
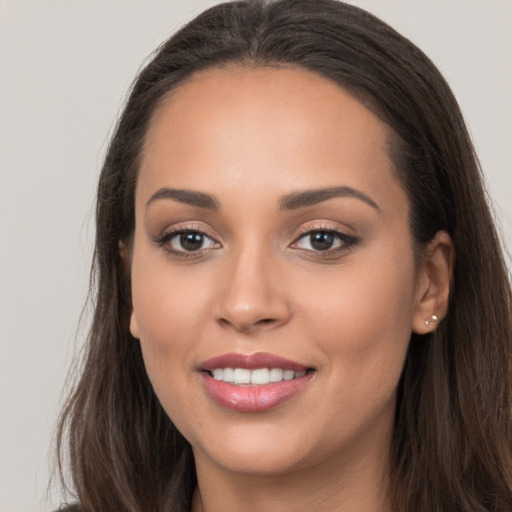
top-left (200, 353), bottom-right (315, 412)
top-left (210, 368), bottom-right (307, 385)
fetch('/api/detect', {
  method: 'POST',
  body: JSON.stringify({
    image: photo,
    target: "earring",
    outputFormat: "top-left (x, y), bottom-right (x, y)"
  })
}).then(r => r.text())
top-left (425, 315), bottom-right (438, 327)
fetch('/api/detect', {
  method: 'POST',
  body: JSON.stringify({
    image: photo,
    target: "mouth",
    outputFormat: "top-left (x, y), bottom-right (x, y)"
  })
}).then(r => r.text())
top-left (199, 352), bottom-right (316, 412)
top-left (207, 367), bottom-right (310, 385)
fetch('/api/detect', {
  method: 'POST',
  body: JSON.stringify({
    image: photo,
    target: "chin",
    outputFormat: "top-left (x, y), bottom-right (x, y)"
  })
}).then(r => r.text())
top-left (197, 443), bottom-right (311, 476)
top-left (189, 418), bottom-right (330, 476)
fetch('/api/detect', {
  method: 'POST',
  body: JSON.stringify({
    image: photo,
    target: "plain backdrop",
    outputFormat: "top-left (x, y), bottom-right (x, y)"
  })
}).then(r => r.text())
top-left (1, 1), bottom-right (511, 511)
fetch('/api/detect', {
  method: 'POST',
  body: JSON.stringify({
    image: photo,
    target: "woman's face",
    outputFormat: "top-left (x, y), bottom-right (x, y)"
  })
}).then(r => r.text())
top-left (129, 66), bottom-right (428, 477)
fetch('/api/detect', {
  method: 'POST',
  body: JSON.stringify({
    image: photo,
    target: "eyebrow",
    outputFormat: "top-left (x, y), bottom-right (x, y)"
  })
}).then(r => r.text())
top-left (145, 187), bottom-right (220, 210)
top-left (145, 185), bottom-right (379, 212)
top-left (279, 186), bottom-right (380, 211)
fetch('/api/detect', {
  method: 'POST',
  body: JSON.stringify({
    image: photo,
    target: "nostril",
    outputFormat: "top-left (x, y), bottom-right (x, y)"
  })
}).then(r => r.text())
top-left (217, 316), bottom-right (277, 332)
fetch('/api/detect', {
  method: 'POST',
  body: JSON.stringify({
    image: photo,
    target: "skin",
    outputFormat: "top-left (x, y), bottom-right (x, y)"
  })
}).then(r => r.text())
top-left (128, 66), bottom-right (453, 512)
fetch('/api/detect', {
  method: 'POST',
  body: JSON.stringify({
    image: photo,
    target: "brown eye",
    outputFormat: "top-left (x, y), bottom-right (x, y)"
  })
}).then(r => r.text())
top-left (178, 232), bottom-right (206, 251)
top-left (295, 230), bottom-right (342, 251)
top-left (293, 229), bottom-right (359, 253)
top-left (309, 232), bottom-right (336, 251)
top-left (159, 230), bottom-right (219, 253)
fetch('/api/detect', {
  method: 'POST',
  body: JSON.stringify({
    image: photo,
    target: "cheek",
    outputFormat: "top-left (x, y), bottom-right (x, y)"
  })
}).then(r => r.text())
top-left (131, 277), bottom-right (206, 439)
top-left (131, 229), bottom-right (213, 336)
top-left (298, 246), bottom-right (416, 391)
top-left (129, 245), bottom-right (209, 397)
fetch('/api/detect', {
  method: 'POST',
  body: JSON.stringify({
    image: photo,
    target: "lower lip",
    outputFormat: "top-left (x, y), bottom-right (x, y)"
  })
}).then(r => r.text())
top-left (201, 372), bottom-right (315, 412)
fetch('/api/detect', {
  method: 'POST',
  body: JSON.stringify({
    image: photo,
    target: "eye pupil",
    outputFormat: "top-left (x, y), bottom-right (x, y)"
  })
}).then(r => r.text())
top-left (310, 231), bottom-right (334, 251)
top-left (180, 232), bottom-right (204, 251)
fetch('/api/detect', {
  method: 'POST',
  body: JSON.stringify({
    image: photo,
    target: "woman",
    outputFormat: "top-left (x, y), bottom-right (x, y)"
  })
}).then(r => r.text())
top-left (56, 0), bottom-right (512, 511)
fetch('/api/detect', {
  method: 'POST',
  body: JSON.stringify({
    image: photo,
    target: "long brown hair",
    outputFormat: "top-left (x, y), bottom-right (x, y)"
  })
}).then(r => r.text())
top-left (56, 1), bottom-right (512, 510)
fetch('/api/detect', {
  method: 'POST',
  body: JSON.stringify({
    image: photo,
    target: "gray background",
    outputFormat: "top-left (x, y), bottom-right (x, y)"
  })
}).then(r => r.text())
top-left (1, 1), bottom-right (511, 511)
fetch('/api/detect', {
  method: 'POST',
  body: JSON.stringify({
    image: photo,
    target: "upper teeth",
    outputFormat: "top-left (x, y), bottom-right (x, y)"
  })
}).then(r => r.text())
top-left (211, 368), bottom-right (306, 385)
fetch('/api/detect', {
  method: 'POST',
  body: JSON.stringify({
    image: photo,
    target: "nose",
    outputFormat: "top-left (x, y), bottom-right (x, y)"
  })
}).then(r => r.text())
top-left (213, 245), bottom-right (292, 333)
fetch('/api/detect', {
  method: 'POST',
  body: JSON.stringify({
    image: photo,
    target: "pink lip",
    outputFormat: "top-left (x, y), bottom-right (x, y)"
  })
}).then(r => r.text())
top-left (200, 352), bottom-right (310, 372)
top-left (199, 352), bottom-right (315, 412)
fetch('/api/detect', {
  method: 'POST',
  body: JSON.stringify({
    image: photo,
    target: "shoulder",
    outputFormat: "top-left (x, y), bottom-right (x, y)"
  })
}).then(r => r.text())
top-left (54, 505), bottom-right (81, 512)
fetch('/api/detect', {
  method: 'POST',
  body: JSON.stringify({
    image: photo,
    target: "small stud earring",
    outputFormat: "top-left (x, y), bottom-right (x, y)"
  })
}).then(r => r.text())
top-left (425, 315), bottom-right (438, 327)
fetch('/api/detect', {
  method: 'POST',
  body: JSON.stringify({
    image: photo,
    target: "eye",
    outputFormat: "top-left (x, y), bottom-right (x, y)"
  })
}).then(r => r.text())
top-left (292, 229), bottom-right (358, 253)
top-left (157, 229), bottom-right (220, 253)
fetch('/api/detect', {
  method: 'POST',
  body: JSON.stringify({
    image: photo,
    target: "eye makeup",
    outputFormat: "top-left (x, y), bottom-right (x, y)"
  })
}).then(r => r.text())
top-left (152, 219), bottom-right (360, 264)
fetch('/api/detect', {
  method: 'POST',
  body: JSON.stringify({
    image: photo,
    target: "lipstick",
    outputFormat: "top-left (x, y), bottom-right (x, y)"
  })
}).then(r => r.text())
top-left (199, 352), bottom-right (315, 412)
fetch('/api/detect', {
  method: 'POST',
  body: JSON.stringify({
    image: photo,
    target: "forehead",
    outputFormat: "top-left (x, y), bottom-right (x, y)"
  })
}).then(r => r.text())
top-left (138, 66), bottom-right (404, 212)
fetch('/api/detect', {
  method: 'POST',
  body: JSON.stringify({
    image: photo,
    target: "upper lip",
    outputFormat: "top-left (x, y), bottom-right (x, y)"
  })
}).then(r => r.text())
top-left (200, 352), bottom-right (311, 372)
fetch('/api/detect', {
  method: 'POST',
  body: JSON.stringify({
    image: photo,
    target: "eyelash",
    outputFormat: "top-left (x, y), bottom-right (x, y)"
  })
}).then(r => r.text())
top-left (291, 226), bottom-right (359, 257)
top-left (154, 225), bottom-right (359, 259)
top-left (154, 226), bottom-right (220, 258)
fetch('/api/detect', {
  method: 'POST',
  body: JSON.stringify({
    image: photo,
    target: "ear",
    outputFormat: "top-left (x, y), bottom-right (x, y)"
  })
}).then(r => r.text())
top-left (119, 240), bottom-right (140, 340)
top-left (412, 230), bottom-right (455, 334)
top-left (129, 311), bottom-right (140, 339)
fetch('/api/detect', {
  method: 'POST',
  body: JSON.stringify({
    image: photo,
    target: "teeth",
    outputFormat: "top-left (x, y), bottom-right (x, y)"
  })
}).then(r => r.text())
top-left (211, 368), bottom-right (308, 385)
top-left (223, 367), bottom-right (235, 383)
top-left (283, 370), bottom-right (294, 381)
top-left (234, 368), bottom-right (251, 385)
top-left (251, 368), bottom-right (269, 384)
top-left (269, 368), bottom-right (283, 382)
